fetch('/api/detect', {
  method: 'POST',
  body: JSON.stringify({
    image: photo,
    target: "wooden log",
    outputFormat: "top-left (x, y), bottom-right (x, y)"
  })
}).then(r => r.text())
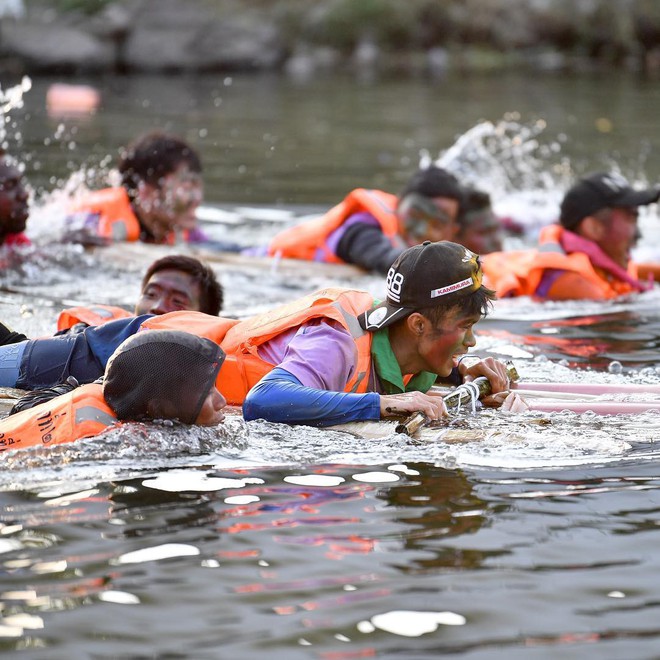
top-left (92, 243), bottom-right (368, 280)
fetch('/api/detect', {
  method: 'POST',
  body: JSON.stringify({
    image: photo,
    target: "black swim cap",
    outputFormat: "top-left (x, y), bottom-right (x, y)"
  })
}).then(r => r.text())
top-left (103, 330), bottom-right (225, 424)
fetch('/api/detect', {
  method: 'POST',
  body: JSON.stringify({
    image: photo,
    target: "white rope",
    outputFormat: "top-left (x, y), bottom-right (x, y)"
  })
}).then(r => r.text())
top-left (450, 381), bottom-right (481, 415)
top-left (271, 249), bottom-right (283, 275)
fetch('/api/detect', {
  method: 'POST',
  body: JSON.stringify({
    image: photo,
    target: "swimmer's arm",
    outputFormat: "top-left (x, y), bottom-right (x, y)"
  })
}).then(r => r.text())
top-left (336, 222), bottom-right (403, 274)
top-left (243, 367), bottom-right (380, 426)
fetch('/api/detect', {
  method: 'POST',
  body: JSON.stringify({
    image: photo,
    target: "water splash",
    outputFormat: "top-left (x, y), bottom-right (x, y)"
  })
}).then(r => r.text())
top-left (0, 75), bottom-right (31, 176)
top-left (0, 416), bottom-right (251, 492)
top-left (436, 117), bottom-right (570, 193)
top-left (0, 76), bottom-right (31, 130)
top-left (418, 116), bottom-right (660, 247)
top-left (0, 75), bottom-right (115, 245)
top-left (420, 117), bottom-right (569, 239)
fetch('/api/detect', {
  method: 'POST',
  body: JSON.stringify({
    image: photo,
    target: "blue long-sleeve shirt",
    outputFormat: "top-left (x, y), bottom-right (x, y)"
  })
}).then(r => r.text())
top-left (243, 367), bottom-right (381, 426)
top-left (14, 314), bottom-right (153, 390)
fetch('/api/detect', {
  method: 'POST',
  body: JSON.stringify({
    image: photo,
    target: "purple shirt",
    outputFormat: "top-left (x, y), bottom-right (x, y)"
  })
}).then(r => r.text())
top-left (535, 269), bottom-right (564, 298)
top-left (185, 226), bottom-right (211, 243)
top-left (324, 212), bottom-right (379, 260)
top-left (258, 319), bottom-right (358, 391)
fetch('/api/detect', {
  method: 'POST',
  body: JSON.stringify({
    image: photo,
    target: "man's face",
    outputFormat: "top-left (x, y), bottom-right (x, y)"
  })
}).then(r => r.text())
top-left (136, 163), bottom-right (203, 239)
top-left (594, 207), bottom-right (640, 269)
top-left (195, 386), bottom-right (226, 426)
top-left (456, 209), bottom-right (504, 254)
top-left (0, 160), bottom-right (29, 235)
top-left (415, 307), bottom-right (480, 377)
top-left (135, 269), bottom-right (203, 316)
top-left (398, 194), bottom-right (460, 246)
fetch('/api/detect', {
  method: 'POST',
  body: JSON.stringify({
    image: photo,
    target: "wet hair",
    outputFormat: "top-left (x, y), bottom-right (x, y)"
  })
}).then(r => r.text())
top-left (416, 286), bottom-right (496, 326)
top-left (457, 188), bottom-right (491, 231)
top-left (118, 131), bottom-right (202, 196)
top-left (398, 166), bottom-right (464, 203)
top-left (141, 254), bottom-right (224, 316)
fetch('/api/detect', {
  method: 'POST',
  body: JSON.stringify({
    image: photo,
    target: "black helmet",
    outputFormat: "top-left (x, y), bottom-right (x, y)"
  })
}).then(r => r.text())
top-left (103, 330), bottom-right (225, 424)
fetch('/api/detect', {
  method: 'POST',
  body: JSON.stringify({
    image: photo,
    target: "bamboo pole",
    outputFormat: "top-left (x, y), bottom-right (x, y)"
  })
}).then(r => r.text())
top-left (527, 401), bottom-right (660, 415)
top-left (395, 362), bottom-right (519, 435)
top-left (516, 382), bottom-right (660, 396)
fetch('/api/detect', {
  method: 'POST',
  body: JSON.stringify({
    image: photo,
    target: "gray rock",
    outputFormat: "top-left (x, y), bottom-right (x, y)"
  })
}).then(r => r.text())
top-left (122, 27), bottom-right (203, 71)
top-left (86, 3), bottom-right (132, 39)
top-left (127, 0), bottom-right (214, 30)
top-left (191, 18), bottom-right (284, 71)
top-left (0, 19), bottom-right (114, 71)
top-left (0, 0), bottom-right (655, 74)
top-left (284, 44), bottom-right (342, 81)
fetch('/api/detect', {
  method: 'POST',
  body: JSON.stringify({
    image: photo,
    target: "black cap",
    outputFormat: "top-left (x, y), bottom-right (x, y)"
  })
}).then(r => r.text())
top-left (103, 330), bottom-right (225, 424)
top-left (560, 172), bottom-right (660, 230)
top-left (360, 241), bottom-right (484, 331)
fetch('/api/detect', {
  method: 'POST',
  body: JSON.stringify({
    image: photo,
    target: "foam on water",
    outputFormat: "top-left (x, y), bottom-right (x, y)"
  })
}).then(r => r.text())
top-left (142, 471), bottom-right (259, 493)
top-left (366, 610), bottom-right (467, 637)
top-left (114, 543), bottom-right (200, 565)
top-left (3, 349), bottom-right (660, 490)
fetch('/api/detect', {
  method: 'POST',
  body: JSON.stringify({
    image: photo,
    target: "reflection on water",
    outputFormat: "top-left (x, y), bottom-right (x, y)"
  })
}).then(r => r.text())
top-left (481, 292), bottom-right (660, 369)
top-left (380, 466), bottom-right (492, 572)
top-left (3, 463), bottom-right (660, 657)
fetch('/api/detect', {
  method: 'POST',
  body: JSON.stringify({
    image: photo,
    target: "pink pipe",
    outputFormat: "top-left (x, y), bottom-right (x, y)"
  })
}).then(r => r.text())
top-left (527, 401), bottom-right (660, 415)
top-left (517, 382), bottom-right (660, 396)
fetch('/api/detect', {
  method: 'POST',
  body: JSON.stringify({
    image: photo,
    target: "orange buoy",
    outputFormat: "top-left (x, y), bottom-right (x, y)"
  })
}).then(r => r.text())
top-left (46, 83), bottom-right (101, 116)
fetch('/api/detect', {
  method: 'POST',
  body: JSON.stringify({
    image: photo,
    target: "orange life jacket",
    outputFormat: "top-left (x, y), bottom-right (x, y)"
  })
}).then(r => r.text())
top-left (70, 187), bottom-right (142, 242)
top-left (141, 288), bottom-right (376, 405)
top-left (266, 189), bottom-right (400, 263)
top-left (57, 305), bottom-right (133, 332)
top-left (482, 224), bottom-right (641, 300)
top-left (636, 262), bottom-right (660, 284)
top-left (70, 187), bottom-right (192, 245)
top-left (0, 383), bottom-right (118, 453)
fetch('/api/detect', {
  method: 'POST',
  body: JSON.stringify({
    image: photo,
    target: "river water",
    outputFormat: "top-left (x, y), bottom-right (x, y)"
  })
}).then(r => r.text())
top-left (1, 71), bottom-right (660, 658)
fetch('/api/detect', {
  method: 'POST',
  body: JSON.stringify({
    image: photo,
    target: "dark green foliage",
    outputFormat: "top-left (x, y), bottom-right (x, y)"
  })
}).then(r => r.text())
top-left (25, 0), bottom-right (112, 16)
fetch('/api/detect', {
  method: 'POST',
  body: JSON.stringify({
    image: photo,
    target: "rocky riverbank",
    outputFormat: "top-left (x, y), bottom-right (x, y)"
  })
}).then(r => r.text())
top-left (2, 0), bottom-right (660, 77)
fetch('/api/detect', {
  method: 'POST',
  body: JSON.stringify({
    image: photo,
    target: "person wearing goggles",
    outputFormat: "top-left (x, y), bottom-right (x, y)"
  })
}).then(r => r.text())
top-left (259, 165), bottom-right (465, 275)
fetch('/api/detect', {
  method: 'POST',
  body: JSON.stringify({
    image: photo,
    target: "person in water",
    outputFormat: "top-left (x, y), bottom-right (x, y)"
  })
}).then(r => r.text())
top-left (1, 330), bottom-right (227, 453)
top-left (57, 253), bottom-right (225, 332)
top-left (241, 240), bottom-right (526, 426)
top-left (251, 165), bottom-right (465, 274)
top-left (134, 253), bottom-right (224, 316)
top-left (64, 131), bottom-right (207, 246)
top-left (0, 152), bottom-right (34, 345)
top-left (481, 172), bottom-right (660, 300)
top-left (455, 187), bottom-right (506, 255)
top-left (0, 254), bottom-right (224, 346)
top-left (0, 150), bottom-right (30, 249)
top-left (0, 242), bottom-right (524, 427)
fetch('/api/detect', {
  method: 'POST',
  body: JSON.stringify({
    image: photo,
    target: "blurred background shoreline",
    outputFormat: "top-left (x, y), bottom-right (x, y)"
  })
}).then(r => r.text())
top-left (2, 0), bottom-right (660, 78)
